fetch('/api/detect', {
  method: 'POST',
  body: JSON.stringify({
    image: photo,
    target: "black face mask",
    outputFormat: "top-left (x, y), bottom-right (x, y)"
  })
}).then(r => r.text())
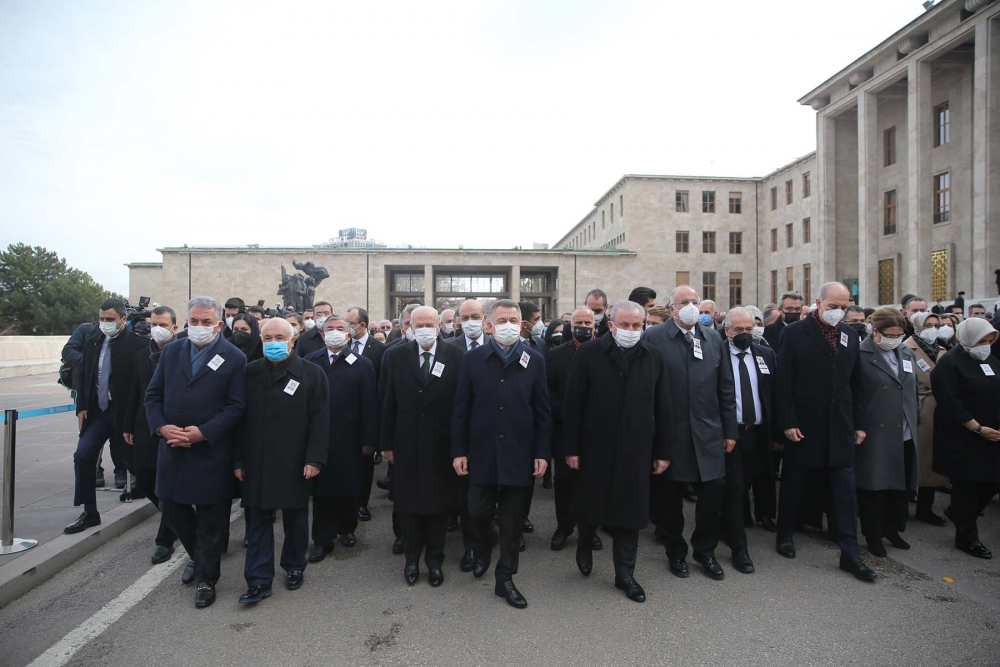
top-left (731, 333), bottom-right (753, 351)
top-left (573, 326), bottom-right (594, 343)
top-left (551, 333), bottom-right (563, 345)
top-left (849, 322), bottom-right (866, 339)
top-left (783, 311), bottom-right (801, 323)
top-left (231, 330), bottom-right (250, 347)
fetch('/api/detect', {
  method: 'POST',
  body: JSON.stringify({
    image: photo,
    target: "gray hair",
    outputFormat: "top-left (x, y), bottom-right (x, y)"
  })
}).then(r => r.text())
top-left (609, 300), bottom-right (644, 322)
top-left (438, 308), bottom-right (455, 324)
top-left (323, 314), bottom-right (349, 329)
top-left (401, 303), bottom-right (421, 317)
top-left (818, 282), bottom-right (848, 301)
top-left (489, 299), bottom-right (521, 321)
top-left (571, 306), bottom-right (595, 319)
top-left (904, 295), bottom-right (927, 307)
top-left (187, 296), bottom-right (223, 321)
top-left (744, 305), bottom-right (764, 323)
top-left (700, 300), bottom-right (717, 311)
top-left (724, 306), bottom-right (754, 329)
top-left (668, 285), bottom-right (700, 307)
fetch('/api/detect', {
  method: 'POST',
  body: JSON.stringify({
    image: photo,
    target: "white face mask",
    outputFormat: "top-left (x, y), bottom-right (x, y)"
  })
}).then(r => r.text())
top-left (324, 330), bottom-right (348, 349)
top-left (225, 316), bottom-right (234, 331)
top-left (614, 328), bottom-right (641, 349)
top-left (531, 320), bottom-right (544, 337)
top-left (678, 303), bottom-right (699, 326)
top-left (875, 333), bottom-right (903, 351)
top-left (314, 316), bottom-right (328, 330)
top-left (443, 322), bottom-right (454, 334)
top-left (303, 319), bottom-right (316, 330)
top-left (150, 325), bottom-right (173, 346)
top-left (99, 321), bottom-right (120, 337)
top-left (462, 319), bottom-right (483, 339)
top-left (919, 327), bottom-right (939, 344)
top-left (493, 322), bottom-right (520, 346)
top-left (594, 312), bottom-right (605, 324)
top-left (966, 345), bottom-right (991, 361)
top-left (865, 322), bottom-right (873, 336)
top-left (752, 325), bottom-right (765, 341)
top-left (404, 327), bottom-right (415, 341)
top-left (937, 325), bottom-right (954, 341)
top-left (414, 327), bottom-right (438, 348)
top-left (821, 307), bottom-right (845, 327)
top-left (187, 325), bottom-right (217, 346)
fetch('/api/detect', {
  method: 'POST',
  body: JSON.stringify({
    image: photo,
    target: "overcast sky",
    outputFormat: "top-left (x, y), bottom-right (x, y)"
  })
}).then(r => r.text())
top-left (0, 0), bottom-right (928, 295)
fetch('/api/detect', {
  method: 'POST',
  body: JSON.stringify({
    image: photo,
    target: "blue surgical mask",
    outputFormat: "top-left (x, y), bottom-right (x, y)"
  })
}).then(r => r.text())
top-left (698, 314), bottom-right (713, 326)
top-left (263, 341), bottom-right (290, 362)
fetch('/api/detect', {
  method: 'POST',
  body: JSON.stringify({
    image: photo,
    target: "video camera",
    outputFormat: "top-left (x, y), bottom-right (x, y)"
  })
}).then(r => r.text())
top-left (125, 296), bottom-right (153, 336)
top-left (257, 299), bottom-right (283, 319)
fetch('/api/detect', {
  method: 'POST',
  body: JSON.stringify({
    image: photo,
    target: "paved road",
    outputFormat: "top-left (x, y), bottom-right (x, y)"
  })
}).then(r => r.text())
top-left (1, 477), bottom-right (998, 667)
top-left (0, 374), bottom-right (140, 566)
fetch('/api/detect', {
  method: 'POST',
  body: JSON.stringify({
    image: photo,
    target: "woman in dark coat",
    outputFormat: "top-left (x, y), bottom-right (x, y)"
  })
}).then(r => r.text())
top-left (856, 308), bottom-right (919, 557)
top-left (230, 313), bottom-right (263, 362)
top-left (931, 317), bottom-right (1000, 559)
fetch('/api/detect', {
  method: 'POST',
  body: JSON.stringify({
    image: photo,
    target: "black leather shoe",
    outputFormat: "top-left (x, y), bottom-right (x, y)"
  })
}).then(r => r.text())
top-left (518, 535), bottom-right (526, 552)
top-left (758, 517), bottom-right (778, 533)
top-left (693, 555), bottom-right (724, 580)
top-left (428, 567), bottom-right (444, 587)
top-left (494, 580), bottom-right (527, 609)
top-left (733, 549), bottom-right (755, 574)
top-left (915, 510), bottom-right (946, 526)
top-left (391, 537), bottom-right (404, 555)
top-left (867, 539), bottom-right (888, 558)
top-left (63, 511), bottom-right (101, 534)
top-left (522, 518), bottom-right (534, 533)
top-left (181, 561), bottom-right (196, 585)
top-left (668, 557), bottom-right (689, 578)
top-left (592, 534), bottom-right (603, 551)
top-left (340, 533), bottom-right (357, 548)
top-left (550, 529), bottom-right (570, 551)
top-left (307, 544), bottom-right (333, 562)
top-left (885, 532), bottom-right (910, 550)
top-left (956, 540), bottom-right (993, 559)
top-left (114, 472), bottom-right (127, 489)
top-left (446, 515), bottom-right (459, 532)
top-left (404, 563), bottom-right (419, 586)
top-left (615, 576), bottom-right (646, 603)
top-left (839, 556), bottom-right (877, 582)
top-left (286, 570), bottom-right (304, 590)
top-left (151, 545), bottom-right (174, 564)
top-left (95, 474), bottom-right (105, 488)
top-left (575, 549), bottom-right (593, 576)
top-left (460, 549), bottom-right (475, 572)
top-left (357, 506), bottom-right (371, 522)
top-left (776, 538), bottom-right (796, 559)
top-left (238, 584), bottom-right (271, 605)
top-left (195, 582), bottom-right (216, 608)
top-left (376, 478), bottom-right (391, 491)
top-left (472, 557), bottom-right (491, 579)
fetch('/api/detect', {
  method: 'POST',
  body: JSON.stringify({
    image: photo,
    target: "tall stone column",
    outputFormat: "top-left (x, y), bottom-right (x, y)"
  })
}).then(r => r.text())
top-left (423, 264), bottom-right (434, 307)
top-left (510, 265), bottom-right (521, 303)
top-left (817, 113), bottom-right (837, 285)
top-left (972, 18), bottom-right (1000, 301)
top-left (905, 60), bottom-right (933, 300)
top-left (857, 92), bottom-right (880, 306)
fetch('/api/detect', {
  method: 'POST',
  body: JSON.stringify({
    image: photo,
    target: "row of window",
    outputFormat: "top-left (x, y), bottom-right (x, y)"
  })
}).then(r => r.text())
top-left (769, 172), bottom-right (811, 211)
top-left (571, 194), bottom-right (624, 248)
top-left (768, 218), bottom-right (812, 251)
top-left (675, 231), bottom-right (743, 254)
top-left (674, 271), bottom-right (743, 306)
top-left (882, 171), bottom-right (951, 235)
top-left (883, 101), bottom-right (949, 168)
top-left (601, 233), bottom-right (626, 250)
top-left (675, 191), bottom-right (743, 214)
top-left (769, 265), bottom-right (813, 304)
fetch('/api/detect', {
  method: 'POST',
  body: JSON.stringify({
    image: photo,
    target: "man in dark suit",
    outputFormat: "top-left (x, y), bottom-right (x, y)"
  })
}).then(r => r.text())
top-left (774, 281), bottom-right (876, 582)
top-left (381, 306), bottom-right (463, 587)
top-left (642, 285), bottom-right (737, 581)
top-left (145, 296), bottom-right (248, 608)
top-left (563, 301), bottom-right (671, 603)
top-left (123, 306), bottom-right (179, 564)
top-left (444, 298), bottom-right (492, 570)
top-left (452, 299), bottom-right (551, 609)
top-left (517, 300), bottom-right (547, 538)
top-left (719, 307), bottom-right (778, 575)
top-left (585, 288), bottom-right (611, 338)
top-left (64, 298), bottom-right (147, 534)
top-left (763, 292), bottom-right (804, 349)
top-left (346, 306), bottom-right (386, 522)
top-left (294, 300), bottom-right (333, 357)
top-left (303, 316), bottom-right (377, 560)
top-left (235, 317), bottom-right (329, 604)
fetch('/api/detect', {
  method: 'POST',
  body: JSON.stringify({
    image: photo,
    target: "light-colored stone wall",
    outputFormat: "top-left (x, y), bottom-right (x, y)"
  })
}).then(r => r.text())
top-left (126, 264), bottom-right (164, 305)
top-left (0, 336), bottom-right (66, 362)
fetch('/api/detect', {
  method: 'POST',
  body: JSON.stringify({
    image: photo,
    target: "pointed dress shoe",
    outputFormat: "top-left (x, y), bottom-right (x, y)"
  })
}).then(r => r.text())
top-left (775, 538), bottom-right (796, 559)
top-left (308, 544), bottom-right (334, 562)
top-left (340, 533), bottom-right (357, 548)
top-left (591, 534), bottom-right (603, 551)
top-left (758, 517), bottom-right (778, 533)
top-left (732, 549), bottom-right (755, 574)
top-left (494, 580), bottom-right (528, 609)
top-left (63, 511), bottom-right (101, 534)
top-left (575, 549), bottom-right (593, 576)
top-left (428, 567), bottom-right (444, 587)
top-left (285, 570), bottom-right (304, 590)
top-left (522, 518), bottom-right (534, 533)
top-left (885, 532), bottom-right (910, 550)
top-left (404, 563), bottom-right (419, 586)
top-left (550, 529), bottom-right (570, 551)
top-left (956, 540), bottom-right (992, 559)
top-left (472, 557), bottom-right (491, 579)
top-left (840, 556), bottom-right (877, 581)
top-left (866, 539), bottom-right (888, 558)
top-left (181, 561), bottom-right (196, 585)
top-left (357, 506), bottom-right (372, 522)
top-left (238, 585), bottom-right (272, 604)
top-left (914, 510), bottom-right (947, 526)
top-left (151, 545), bottom-right (174, 564)
top-left (392, 537), bottom-right (404, 555)
top-left (615, 576), bottom-right (646, 603)
top-left (668, 557), bottom-right (689, 578)
top-left (693, 555), bottom-right (725, 580)
top-left (195, 582), bottom-right (216, 608)
top-left (460, 549), bottom-right (475, 572)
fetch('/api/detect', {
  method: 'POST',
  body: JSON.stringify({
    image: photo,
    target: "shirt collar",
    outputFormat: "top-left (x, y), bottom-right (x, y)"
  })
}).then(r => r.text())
top-left (354, 332), bottom-right (369, 349)
top-left (417, 339), bottom-right (438, 358)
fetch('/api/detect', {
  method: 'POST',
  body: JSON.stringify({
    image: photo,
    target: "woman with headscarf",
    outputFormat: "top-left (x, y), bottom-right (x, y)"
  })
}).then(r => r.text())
top-left (931, 317), bottom-right (1000, 559)
top-left (856, 308), bottom-right (920, 556)
top-left (543, 319), bottom-right (564, 350)
top-left (904, 312), bottom-right (949, 526)
top-left (744, 305), bottom-right (769, 347)
top-left (937, 314), bottom-right (959, 350)
top-left (230, 313), bottom-right (263, 362)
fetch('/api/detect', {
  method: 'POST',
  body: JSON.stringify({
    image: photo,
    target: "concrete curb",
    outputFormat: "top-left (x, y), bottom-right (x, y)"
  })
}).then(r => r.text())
top-left (0, 500), bottom-right (158, 609)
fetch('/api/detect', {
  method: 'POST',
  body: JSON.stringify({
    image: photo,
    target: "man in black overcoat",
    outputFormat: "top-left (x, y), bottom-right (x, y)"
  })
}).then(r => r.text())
top-left (234, 318), bottom-right (329, 604)
top-left (763, 292), bottom-right (804, 349)
top-left (381, 306), bottom-right (463, 587)
top-left (774, 281), bottom-right (876, 582)
top-left (294, 300), bottom-right (333, 357)
top-left (563, 301), bottom-right (670, 603)
top-left (346, 306), bottom-right (385, 522)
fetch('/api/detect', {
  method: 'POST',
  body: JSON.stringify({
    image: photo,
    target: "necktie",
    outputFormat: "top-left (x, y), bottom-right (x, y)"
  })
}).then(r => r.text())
top-left (353, 340), bottom-right (361, 356)
top-left (98, 340), bottom-right (112, 411)
top-left (470, 339), bottom-right (479, 350)
top-left (737, 352), bottom-right (756, 426)
top-left (420, 351), bottom-right (432, 384)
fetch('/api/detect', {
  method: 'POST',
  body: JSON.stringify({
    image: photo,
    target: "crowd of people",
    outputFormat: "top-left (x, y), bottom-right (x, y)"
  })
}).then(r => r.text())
top-left (57, 283), bottom-right (1000, 609)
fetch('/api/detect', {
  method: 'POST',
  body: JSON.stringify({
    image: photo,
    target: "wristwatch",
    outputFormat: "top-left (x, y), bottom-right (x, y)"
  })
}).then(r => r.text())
top-left (975, 425), bottom-right (984, 436)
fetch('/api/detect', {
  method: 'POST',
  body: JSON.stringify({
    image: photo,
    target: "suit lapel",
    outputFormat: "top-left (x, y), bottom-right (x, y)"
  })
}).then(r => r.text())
top-left (802, 316), bottom-right (833, 356)
top-left (866, 342), bottom-right (902, 386)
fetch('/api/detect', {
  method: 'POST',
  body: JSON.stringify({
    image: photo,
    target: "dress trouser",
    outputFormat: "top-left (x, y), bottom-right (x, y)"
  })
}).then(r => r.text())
top-left (777, 463), bottom-right (860, 560)
top-left (949, 481), bottom-right (1000, 545)
top-left (659, 478), bottom-right (725, 560)
top-left (311, 496), bottom-right (357, 547)
top-left (553, 457), bottom-right (579, 534)
top-left (579, 524), bottom-right (638, 579)
top-left (722, 425), bottom-right (760, 552)
top-left (73, 405), bottom-right (128, 512)
top-left (244, 507), bottom-right (309, 587)
top-left (457, 476), bottom-right (476, 551)
top-left (467, 484), bottom-right (532, 582)
top-left (359, 453), bottom-right (375, 509)
top-left (135, 466), bottom-right (177, 548)
top-left (398, 513), bottom-right (447, 568)
top-left (160, 500), bottom-right (231, 584)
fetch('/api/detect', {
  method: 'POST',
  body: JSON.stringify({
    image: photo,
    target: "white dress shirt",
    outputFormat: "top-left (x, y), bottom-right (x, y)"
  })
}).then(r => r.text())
top-left (464, 332), bottom-right (485, 351)
top-left (728, 342), bottom-right (762, 426)
top-left (417, 339), bottom-right (438, 368)
top-left (98, 333), bottom-right (113, 401)
top-left (352, 332), bottom-right (369, 356)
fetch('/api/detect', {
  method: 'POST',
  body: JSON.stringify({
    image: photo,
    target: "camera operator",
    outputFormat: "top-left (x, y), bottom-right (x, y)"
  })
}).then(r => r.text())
top-left (223, 297), bottom-right (246, 339)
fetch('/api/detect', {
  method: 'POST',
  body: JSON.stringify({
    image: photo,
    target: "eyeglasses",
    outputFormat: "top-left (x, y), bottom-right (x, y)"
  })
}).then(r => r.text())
top-left (674, 299), bottom-right (698, 307)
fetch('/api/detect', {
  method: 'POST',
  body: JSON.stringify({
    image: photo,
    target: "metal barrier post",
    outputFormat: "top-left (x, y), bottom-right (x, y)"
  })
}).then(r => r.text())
top-left (1, 409), bottom-right (37, 554)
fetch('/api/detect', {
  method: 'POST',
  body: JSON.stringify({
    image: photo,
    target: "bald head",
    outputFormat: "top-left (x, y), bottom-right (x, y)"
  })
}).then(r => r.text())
top-left (260, 317), bottom-right (294, 340)
top-left (458, 299), bottom-right (484, 321)
top-left (412, 306), bottom-right (439, 331)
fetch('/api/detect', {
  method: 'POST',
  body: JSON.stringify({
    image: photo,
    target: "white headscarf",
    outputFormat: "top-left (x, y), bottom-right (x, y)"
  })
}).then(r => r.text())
top-left (955, 317), bottom-right (997, 349)
top-left (909, 311), bottom-right (939, 332)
